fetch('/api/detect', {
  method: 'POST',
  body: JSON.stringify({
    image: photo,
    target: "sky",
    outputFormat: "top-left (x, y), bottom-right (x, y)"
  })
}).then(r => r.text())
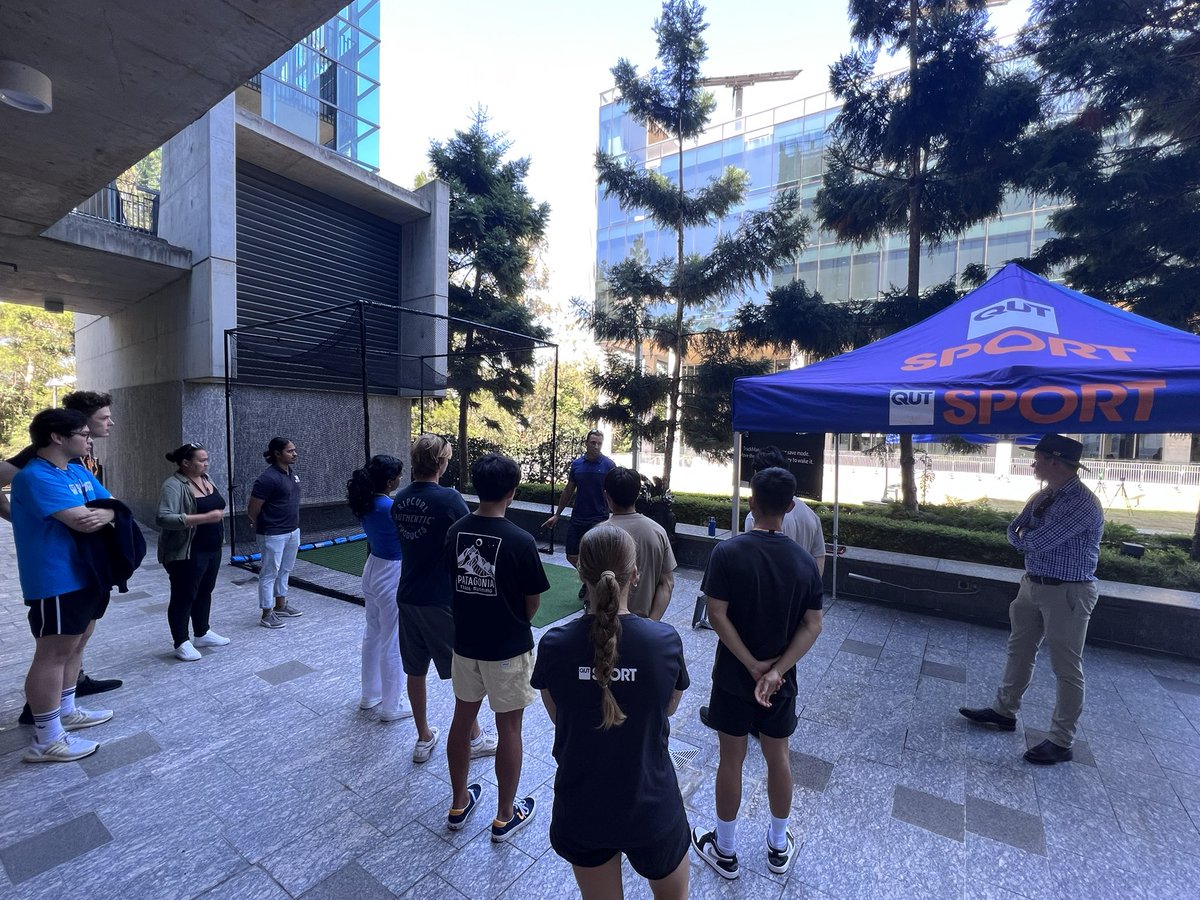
top-left (378, 0), bottom-right (1033, 344)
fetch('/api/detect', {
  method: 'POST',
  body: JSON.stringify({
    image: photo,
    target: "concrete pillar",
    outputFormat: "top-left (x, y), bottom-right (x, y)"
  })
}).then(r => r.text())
top-left (399, 178), bottom-right (449, 397)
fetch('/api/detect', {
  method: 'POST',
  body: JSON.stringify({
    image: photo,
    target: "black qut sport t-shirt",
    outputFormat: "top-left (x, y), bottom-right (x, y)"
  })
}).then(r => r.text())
top-left (531, 614), bottom-right (690, 849)
top-left (392, 481), bottom-right (470, 608)
top-left (444, 514), bottom-right (550, 660)
top-left (701, 530), bottom-right (823, 700)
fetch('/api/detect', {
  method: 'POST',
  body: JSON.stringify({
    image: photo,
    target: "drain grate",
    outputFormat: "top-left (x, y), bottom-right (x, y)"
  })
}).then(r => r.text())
top-left (668, 737), bottom-right (701, 770)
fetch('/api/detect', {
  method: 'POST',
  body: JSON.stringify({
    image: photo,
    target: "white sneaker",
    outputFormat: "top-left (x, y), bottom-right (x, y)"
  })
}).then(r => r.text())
top-left (193, 630), bottom-right (230, 647)
top-left (359, 696), bottom-right (382, 710)
top-left (174, 640), bottom-right (202, 662)
top-left (61, 707), bottom-right (113, 731)
top-left (413, 726), bottom-right (440, 763)
top-left (23, 734), bottom-right (99, 763)
top-left (469, 731), bottom-right (499, 758)
top-left (379, 700), bottom-right (414, 722)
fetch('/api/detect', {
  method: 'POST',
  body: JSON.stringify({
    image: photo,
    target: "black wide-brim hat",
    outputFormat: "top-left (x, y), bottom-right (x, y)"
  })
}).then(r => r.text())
top-left (1024, 434), bottom-right (1090, 471)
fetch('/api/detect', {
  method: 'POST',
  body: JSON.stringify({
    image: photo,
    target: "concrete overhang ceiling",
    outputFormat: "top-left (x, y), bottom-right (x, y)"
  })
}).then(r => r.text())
top-left (0, 0), bottom-right (348, 314)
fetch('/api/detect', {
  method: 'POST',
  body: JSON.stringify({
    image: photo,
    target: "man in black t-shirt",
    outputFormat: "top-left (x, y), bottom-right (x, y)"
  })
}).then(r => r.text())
top-left (691, 467), bottom-right (824, 881)
top-left (443, 453), bottom-right (549, 843)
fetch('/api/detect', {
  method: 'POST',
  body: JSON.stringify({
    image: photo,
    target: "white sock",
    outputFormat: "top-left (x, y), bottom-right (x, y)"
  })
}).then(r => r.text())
top-left (715, 816), bottom-right (737, 856)
top-left (33, 708), bottom-right (65, 746)
top-left (768, 815), bottom-right (789, 851)
top-left (60, 686), bottom-right (77, 716)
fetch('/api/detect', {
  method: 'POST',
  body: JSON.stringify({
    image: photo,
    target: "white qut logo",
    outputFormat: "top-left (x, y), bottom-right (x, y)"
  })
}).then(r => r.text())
top-left (889, 389), bottom-right (934, 425)
top-left (966, 297), bottom-right (1059, 340)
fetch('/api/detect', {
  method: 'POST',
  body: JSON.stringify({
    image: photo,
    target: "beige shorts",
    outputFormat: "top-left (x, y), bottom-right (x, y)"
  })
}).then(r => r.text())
top-left (451, 650), bottom-right (537, 713)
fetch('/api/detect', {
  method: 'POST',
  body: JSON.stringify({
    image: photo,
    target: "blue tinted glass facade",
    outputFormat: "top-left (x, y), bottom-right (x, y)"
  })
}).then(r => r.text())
top-left (254, 1), bottom-right (381, 172)
top-left (596, 92), bottom-right (1062, 325)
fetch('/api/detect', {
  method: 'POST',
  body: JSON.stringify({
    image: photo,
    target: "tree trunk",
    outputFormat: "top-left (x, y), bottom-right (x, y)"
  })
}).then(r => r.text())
top-left (899, 0), bottom-right (921, 512)
top-left (662, 110), bottom-right (686, 492)
top-left (457, 326), bottom-right (474, 490)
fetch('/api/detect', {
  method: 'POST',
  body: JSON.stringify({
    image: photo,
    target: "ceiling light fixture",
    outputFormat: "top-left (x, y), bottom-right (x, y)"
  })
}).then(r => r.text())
top-left (0, 60), bottom-right (53, 114)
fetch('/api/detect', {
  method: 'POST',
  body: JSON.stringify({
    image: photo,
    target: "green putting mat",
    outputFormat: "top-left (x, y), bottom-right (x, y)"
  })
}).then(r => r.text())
top-left (298, 540), bottom-right (581, 628)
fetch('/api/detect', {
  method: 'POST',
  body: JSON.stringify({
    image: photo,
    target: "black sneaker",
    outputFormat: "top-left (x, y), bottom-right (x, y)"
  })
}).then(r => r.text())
top-left (448, 783), bottom-right (482, 831)
top-left (766, 829), bottom-right (795, 875)
top-left (76, 673), bottom-right (122, 696)
top-left (18, 703), bottom-right (33, 726)
top-left (491, 797), bottom-right (536, 842)
top-left (691, 827), bottom-right (739, 879)
top-left (958, 706), bottom-right (1017, 731)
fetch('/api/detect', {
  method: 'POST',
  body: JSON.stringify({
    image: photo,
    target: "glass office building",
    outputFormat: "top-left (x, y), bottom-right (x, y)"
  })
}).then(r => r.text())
top-left (240, 1), bottom-right (381, 172)
top-left (597, 86), bottom-right (1063, 325)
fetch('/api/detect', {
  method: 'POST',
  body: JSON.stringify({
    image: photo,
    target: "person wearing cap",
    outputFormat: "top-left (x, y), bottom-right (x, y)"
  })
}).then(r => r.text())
top-left (959, 434), bottom-right (1103, 765)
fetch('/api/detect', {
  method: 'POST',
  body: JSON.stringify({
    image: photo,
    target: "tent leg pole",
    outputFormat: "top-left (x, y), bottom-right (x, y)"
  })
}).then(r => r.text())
top-left (731, 432), bottom-right (742, 535)
top-left (832, 434), bottom-right (840, 604)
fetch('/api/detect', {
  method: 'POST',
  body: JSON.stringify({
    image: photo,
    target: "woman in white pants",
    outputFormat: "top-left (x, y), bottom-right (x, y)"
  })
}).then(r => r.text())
top-left (347, 454), bottom-right (409, 721)
top-left (247, 437), bottom-right (302, 629)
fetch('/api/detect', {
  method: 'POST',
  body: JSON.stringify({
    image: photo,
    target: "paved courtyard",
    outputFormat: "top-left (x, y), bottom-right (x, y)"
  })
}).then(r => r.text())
top-left (4, 519), bottom-right (1200, 899)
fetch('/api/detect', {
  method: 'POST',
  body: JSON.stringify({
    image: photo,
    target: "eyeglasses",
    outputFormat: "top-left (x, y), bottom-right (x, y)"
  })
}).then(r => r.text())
top-left (68, 430), bottom-right (91, 438)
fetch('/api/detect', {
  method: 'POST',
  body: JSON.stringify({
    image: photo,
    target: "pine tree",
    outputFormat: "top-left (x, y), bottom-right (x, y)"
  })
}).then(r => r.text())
top-left (596, 0), bottom-right (806, 488)
top-left (428, 111), bottom-right (551, 488)
top-left (814, 0), bottom-right (1040, 509)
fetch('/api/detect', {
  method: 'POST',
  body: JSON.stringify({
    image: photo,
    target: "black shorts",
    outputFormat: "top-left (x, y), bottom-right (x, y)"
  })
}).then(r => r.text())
top-left (565, 517), bottom-right (605, 556)
top-left (706, 685), bottom-right (798, 739)
top-left (26, 586), bottom-right (110, 638)
top-left (550, 814), bottom-right (689, 881)
top-left (397, 603), bottom-right (454, 679)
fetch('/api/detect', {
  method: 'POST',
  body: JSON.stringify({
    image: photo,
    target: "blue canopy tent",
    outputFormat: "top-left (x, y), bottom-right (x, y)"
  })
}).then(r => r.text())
top-left (730, 263), bottom-right (1200, 595)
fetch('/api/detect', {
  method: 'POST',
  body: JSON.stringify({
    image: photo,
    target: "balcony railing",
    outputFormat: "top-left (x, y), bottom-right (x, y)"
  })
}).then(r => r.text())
top-left (72, 183), bottom-right (159, 235)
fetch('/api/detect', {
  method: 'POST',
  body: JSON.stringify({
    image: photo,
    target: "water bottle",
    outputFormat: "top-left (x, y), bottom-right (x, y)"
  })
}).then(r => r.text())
top-left (708, 516), bottom-right (716, 536)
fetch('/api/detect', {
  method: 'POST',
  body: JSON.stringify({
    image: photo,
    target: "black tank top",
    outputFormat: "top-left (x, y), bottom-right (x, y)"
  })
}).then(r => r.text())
top-left (192, 489), bottom-right (226, 553)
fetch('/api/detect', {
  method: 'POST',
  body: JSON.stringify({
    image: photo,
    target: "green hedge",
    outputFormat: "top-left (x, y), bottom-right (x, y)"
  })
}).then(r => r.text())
top-left (516, 481), bottom-right (1200, 593)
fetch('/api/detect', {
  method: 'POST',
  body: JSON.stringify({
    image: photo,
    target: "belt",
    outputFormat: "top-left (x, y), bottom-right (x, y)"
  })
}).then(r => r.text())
top-left (1026, 573), bottom-right (1085, 586)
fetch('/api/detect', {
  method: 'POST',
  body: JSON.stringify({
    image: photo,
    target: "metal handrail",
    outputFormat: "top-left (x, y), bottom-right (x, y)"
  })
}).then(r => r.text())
top-left (71, 183), bottom-right (159, 235)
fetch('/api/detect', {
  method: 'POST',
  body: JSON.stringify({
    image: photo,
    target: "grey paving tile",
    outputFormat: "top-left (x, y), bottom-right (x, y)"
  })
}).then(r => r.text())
top-left (397, 872), bottom-right (468, 899)
top-left (0, 812), bottom-right (111, 885)
top-left (891, 784), bottom-right (964, 841)
top-left (1153, 674), bottom-right (1200, 696)
top-left (259, 809), bottom-right (385, 896)
top-left (965, 795), bottom-right (1046, 856)
top-left (196, 865), bottom-right (293, 900)
top-left (792, 750), bottom-right (835, 792)
top-left (1023, 728), bottom-right (1095, 767)
top-left (840, 638), bottom-right (883, 659)
top-left (76, 730), bottom-right (161, 778)
top-left (437, 825), bottom-right (537, 899)
top-left (965, 832), bottom-right (1050, 900)
top-left (1048, 850), bottom-right (1148, 900)
top-left (110, 589), bottom-right (152, 603)
top-left (964, 758), bottom-right (1039, 816)
top-left (1149, 735), bottom-right (1200, 777)
top-left (139, 602), bottom-right (170, 615)
top-left (356, 821), bottom-right (457, 896)
top-left (1107, 790), bottom-right (1200, 855)
top-left (300, 860), bottom-right (396, 899)
top-left (921, 659), bottom-right (967, 684)
top-left (256, 659), bottom-right (316, 686)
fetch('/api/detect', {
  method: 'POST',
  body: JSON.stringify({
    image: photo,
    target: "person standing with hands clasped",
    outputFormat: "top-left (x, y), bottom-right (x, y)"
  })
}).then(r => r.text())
top-left (156, 443), bottom-right (230, 661)
top-left (247, 437), bottom-right (302, 629)
top-left (443, 453), bottom-right (549, 842)
top-left (960, 434), bottom-right (1104, 765)
top-left (691, 467), bottom-right (824, 880)
top-left (532, 525), bottom-right (690, 899)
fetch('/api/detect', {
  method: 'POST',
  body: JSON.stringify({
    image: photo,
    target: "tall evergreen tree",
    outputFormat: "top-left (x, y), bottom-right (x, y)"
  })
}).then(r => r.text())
top-left (596, 0), bottom-right (806, 489)
top-left (814, 0), bottom-right (1040, 509)
top-left (1017, 0), bottom-right (1200, 557)
top-left (428, 112), bottom-right (551, 488)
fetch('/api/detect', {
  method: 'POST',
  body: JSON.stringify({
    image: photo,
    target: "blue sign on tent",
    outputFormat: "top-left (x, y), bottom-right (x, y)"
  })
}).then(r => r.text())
top-left (732, 264), bottom-right (1200, 437)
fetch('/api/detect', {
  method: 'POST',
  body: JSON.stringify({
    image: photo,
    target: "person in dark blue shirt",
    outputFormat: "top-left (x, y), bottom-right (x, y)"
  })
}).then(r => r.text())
top-left (247, 436), bottom-right (302, 628)
top-left (541, 430), bottom-right (615, 574)
top-left (532, 524), bottom-right (690, 899)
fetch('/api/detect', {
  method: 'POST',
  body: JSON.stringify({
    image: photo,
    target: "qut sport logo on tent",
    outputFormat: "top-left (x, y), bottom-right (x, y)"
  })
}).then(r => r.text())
top-left (889, 389), bottom-right (934, 425)
top-left (967, 297), bottom-right (1058, 340)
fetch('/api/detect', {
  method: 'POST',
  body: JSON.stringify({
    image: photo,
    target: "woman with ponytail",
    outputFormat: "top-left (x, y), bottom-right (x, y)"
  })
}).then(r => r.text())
top-left (531, 524), bottom-right (690, 899)
top-left (346, 454), bottom-right (409, 721)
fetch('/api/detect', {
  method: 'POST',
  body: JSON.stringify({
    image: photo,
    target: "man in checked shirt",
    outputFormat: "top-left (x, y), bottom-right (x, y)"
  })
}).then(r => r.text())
top-left (959, 434), bottom-right (1103, 765)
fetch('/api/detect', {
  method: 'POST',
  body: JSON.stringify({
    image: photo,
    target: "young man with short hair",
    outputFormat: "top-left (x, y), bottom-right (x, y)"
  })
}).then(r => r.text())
top-left (10, 409), bottom-right (119, 762)
top-left (744, 445), bottom-right (826, 577)
top-left (392, 435), bottom-right (494, 763)
top-left (542, 430), bottom-right (614, 582)
top-left (603, 466), bottom-right (676, 620)
top-left (444, 453), bottom-right (549, 842)
top-left (691, 467), bottom-right (824, 880)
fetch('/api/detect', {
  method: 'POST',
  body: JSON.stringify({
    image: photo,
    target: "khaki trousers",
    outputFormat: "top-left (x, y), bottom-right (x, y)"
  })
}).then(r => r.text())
top-left (993, 576), bottom-right (1099, 748)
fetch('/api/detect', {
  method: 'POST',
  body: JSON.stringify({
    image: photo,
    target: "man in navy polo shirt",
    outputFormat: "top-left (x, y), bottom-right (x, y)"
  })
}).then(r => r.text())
top-left (542, 431), bottom-right (614, 594)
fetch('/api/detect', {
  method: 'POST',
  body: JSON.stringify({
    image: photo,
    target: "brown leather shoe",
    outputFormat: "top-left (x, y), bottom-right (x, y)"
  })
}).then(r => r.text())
top-left (958, 706), bottom-right (1017, 731)
top-left (1024, 739), bottom-right (1073, 765)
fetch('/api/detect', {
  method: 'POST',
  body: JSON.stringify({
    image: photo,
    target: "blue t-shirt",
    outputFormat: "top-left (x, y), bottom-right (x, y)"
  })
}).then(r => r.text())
top-left (391, 481), bottom-right (469, 607)
top-left (11, 457), bottom-right (111, 599)
top-left (250, 465), bottom-right (301, 535)
top-left (568, 454), bottom-right (615, 523)
top-left (361, 494), bottom-right (403, 561)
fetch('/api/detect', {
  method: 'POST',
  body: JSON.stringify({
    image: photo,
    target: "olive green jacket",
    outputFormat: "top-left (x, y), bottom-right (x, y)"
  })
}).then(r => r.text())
top-left (156, 472), bottom-right (223, 564)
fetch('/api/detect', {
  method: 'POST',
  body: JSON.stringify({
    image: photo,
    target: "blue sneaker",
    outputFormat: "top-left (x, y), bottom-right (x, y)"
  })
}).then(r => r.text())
top-left (491, 797), bottom-right (536, 842)
top-left (448, 783), bottom-right (482, 831)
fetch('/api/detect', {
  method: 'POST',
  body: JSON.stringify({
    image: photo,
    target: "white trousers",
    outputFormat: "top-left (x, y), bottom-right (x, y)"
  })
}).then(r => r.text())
top-left (361, 553), bottom-right (405, 711)
top-left (258, 529), bottom-right (300, 609)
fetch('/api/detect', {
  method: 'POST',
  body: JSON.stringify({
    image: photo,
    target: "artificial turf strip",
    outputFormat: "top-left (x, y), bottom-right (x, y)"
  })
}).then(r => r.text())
top-left (298, 541), bottom-right (582, 628)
